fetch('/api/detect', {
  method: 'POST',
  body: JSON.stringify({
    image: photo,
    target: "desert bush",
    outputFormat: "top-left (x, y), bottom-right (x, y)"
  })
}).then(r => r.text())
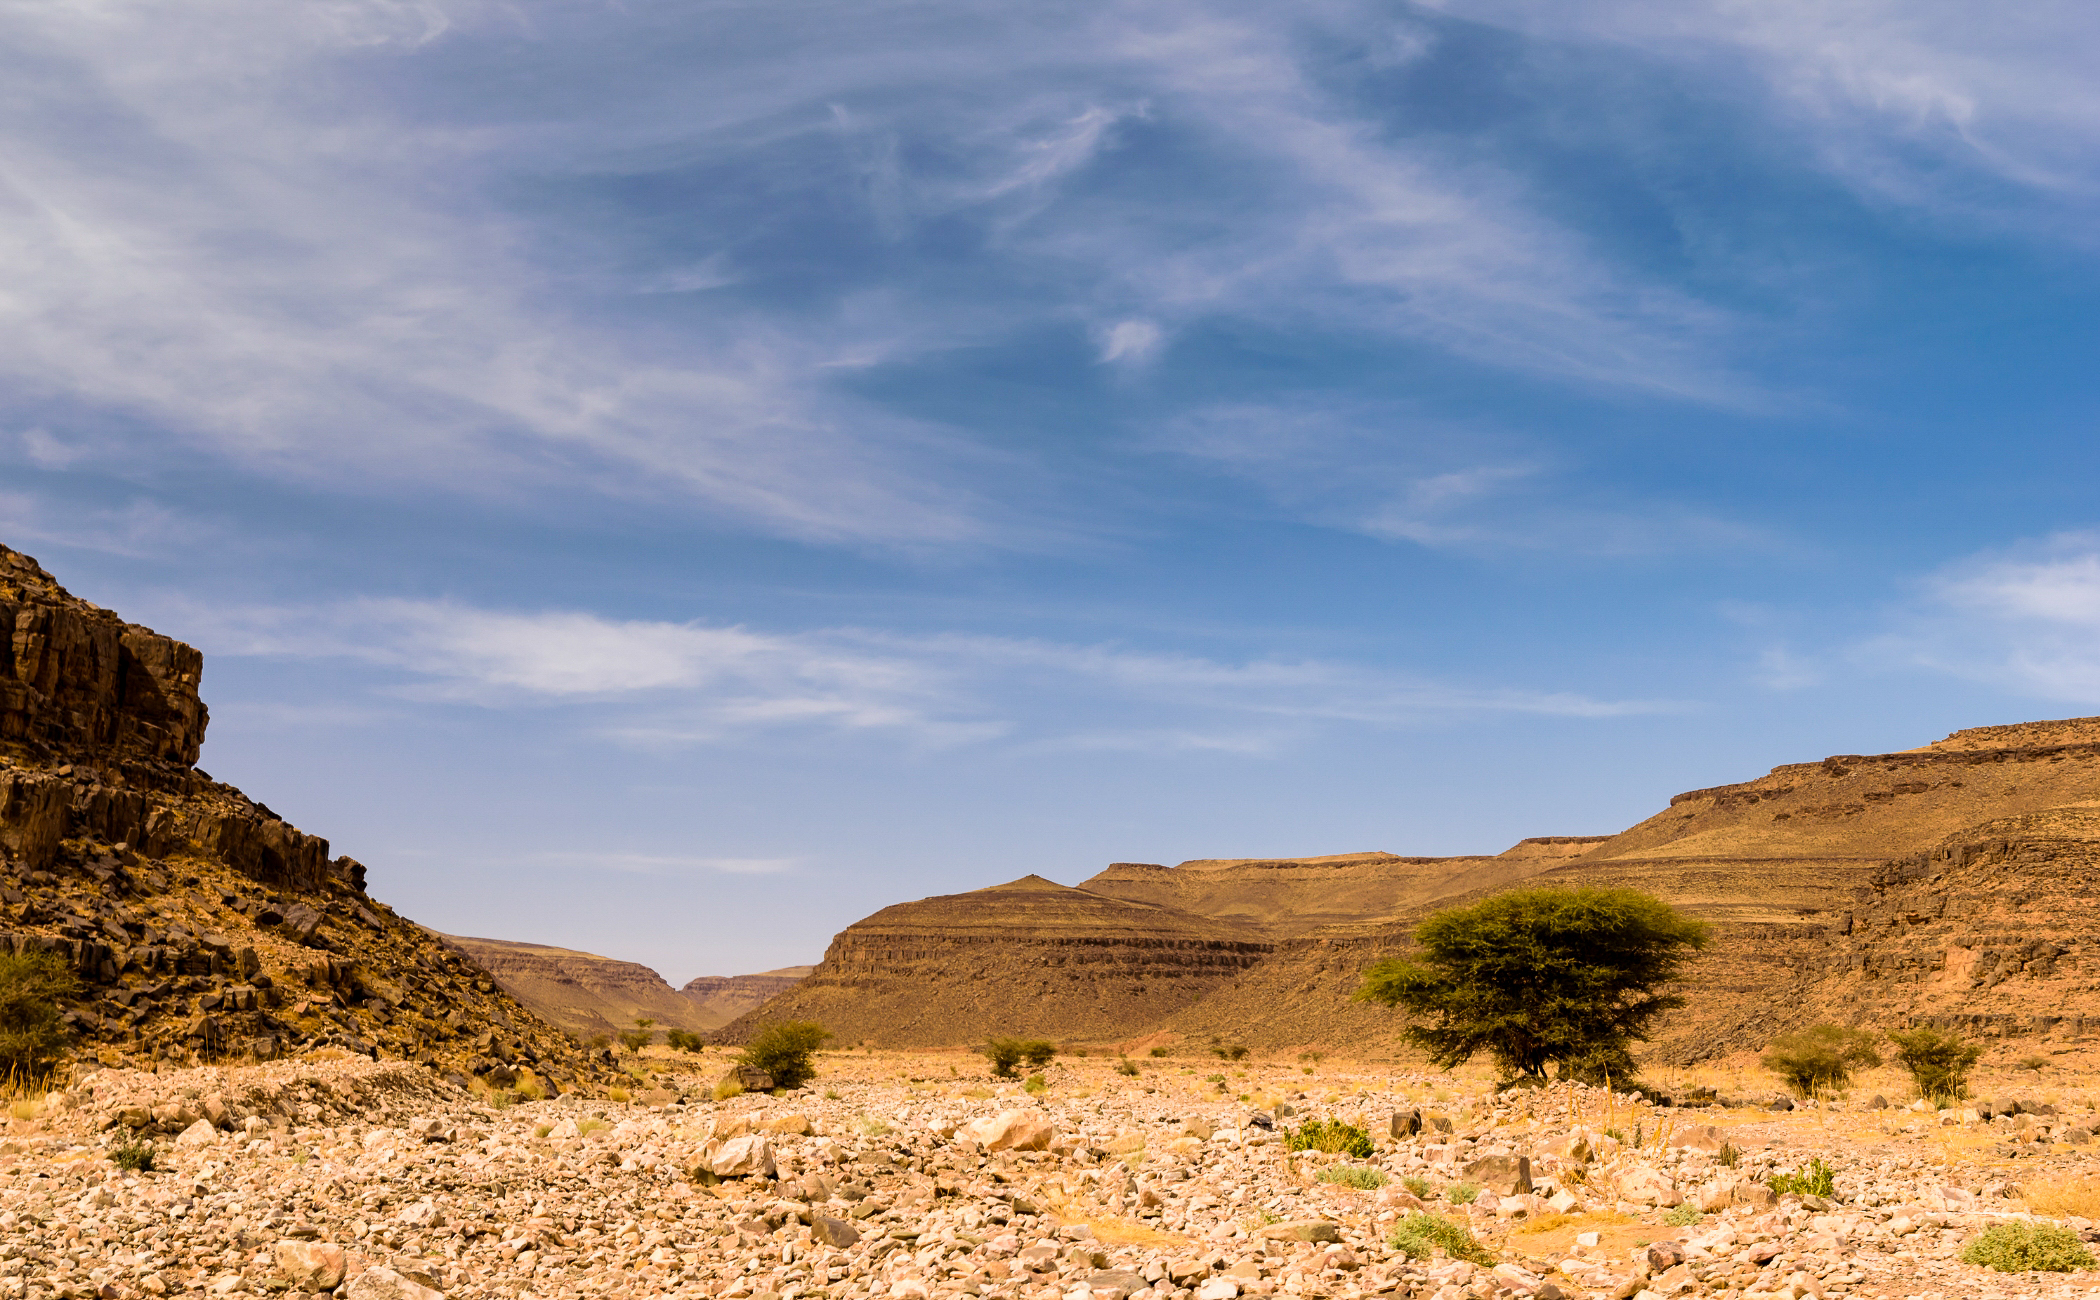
top-left (1717, 1142), bottom-right (1740, 1168)
top-left (2019, 1055), bottom-right (2050, 1072)
top-left (1664, 1204), bottom-right (1703, 1227)
top-left (712, 1076), bottom-right (743, 1101)
top-left (1149, 1046), bottom-right (1168, 1057)
top-left (110, 1138), bottom-right (156, 1172)
top-left (1023, 1073), bottom-right (1047, 1095)
top-left (1446, 1182), bottom-right (1481, 1205)
top-left (1889, 1027), bottom-right (1985, 1102)
top-left (1020, 1040), bottom-right (1056, 1068)
top-left (1357, 885), bottom-right (1708, 1082)
top-left (665, 1029), bottom-right (704, 1053)
top-left (1318, 1165), bottom-right (1388, 1190)
top-left (984, 1038), bottom-right (1025, 1078)
top-left (0, 948), bottom-right (76, 1078)
top-left (1400, 1175), bottom-right (1433, 1199)
top-left (1768, 1157), bottom-right (1836, 1199)
top-left (741, 1020), bottom-right (831, 1090)
top-left (1961, 1222), bottom-right (2096, 1273)
top-left (618, 1017), bottom-right (656, 1053)
top-left (1286, 1119), bottom-right (1374, 1158)
top-left (1114, 1058), bottom-right (1140, 1077)
top-left (1388, 1213), bottom-right (1494, 1264)
top-left (605, 1087), bottom-right (629, 1104)
top-left (1760, 1025), bottom-right (1883, 1097)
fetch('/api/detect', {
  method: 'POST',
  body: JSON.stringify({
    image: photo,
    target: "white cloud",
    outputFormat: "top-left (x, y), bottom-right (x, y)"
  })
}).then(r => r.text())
top-left (1098, 318), bottom-right (1164, 364)
top-left (187, 596), bottom-right (1672, 749)
top-left (1872, 533), bottom-right (2100, 701)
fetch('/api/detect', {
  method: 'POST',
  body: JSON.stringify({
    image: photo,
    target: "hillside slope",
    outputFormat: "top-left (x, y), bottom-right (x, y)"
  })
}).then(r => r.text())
top-left (0, 543), bottom-right (606, 1089)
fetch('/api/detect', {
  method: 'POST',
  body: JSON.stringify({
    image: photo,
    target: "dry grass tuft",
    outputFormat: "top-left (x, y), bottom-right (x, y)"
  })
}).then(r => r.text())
top-left (2026, 1175), bottom-right (2100, 1221)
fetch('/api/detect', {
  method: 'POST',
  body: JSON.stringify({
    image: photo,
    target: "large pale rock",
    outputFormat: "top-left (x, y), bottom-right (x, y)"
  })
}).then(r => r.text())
top-left (345, 1266), bottom-right (445, 1300)
top-left (174, 1118), bottom-right (218, 1148)
top-left (1613, 1163), bottom-right (1681, 1207)
top-left (957, 1108), bottom-right (1056, 1152)
top-left (710, 1134), bottom-right (778, 1179)
top-left (275, 1241), bottom-right (347, 1290)
top-left (761, 1112), bottom-right (813, 1136)
top-left (1667, 1124), bottom-right (1727, 1154)
top-left (811, 1214), bottom-right (861, 1249)
top-left (1462, 1154), bottom-right (1532, 1195)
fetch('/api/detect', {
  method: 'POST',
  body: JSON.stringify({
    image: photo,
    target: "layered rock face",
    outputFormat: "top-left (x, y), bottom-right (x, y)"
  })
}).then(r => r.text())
top-left (0, 542), bottom-right (601, 1087)
top-left (718, 875), bottom-right (1271, 1047)
top-left (735, 717), bottom-right (2100, 1060)
top-left (682, 966), bottom-right (814, 1025)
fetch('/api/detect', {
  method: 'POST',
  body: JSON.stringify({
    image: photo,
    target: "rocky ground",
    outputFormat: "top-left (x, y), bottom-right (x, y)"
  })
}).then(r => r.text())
top-left (6, 1050), bottom-right (2100, 1300)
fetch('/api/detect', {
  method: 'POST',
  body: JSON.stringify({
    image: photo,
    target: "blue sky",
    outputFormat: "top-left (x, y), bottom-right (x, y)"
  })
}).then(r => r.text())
top-left (5, 0), bottom-right (2099, 981)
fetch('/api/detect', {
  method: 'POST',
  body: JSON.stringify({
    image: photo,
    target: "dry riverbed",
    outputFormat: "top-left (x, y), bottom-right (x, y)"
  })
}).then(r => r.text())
top-left (5, 1049), bottom-right (2100, 1300)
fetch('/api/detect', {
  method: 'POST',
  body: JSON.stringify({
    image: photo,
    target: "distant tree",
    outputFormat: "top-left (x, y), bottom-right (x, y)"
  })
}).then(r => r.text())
top-left (1760, 1025), bottom-right (1882, 1097)
top-left (741, 1020), bottom-right (831, 1089)
top-left (983, 1038), bottom-right (1025, 1078)
top-left (665, 1029), bottom-right (704, 1053)
top-left (1357, 886), bottom-right (1710, 1082)
top-left (618, 1017), bottom-right (656, 1053)
top-left (1020, 1039), bottom-right (1057, 1069)
top-left (1889, 1027), bottom-right (1985, 1102)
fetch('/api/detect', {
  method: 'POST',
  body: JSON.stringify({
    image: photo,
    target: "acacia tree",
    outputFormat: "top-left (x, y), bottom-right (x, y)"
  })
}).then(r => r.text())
top-left (1356, 886), bottom-right (1709, 1082)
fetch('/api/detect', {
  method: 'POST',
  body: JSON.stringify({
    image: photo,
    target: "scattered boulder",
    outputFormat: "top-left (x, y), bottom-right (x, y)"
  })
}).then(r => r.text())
top-left (275, 1241), bottom-right (347, 1290)
top-left (709, 1135), bottom-right (778, 1179)
top-left (344, 1265), bottom-right (445, 1300)
top-left (957, 1109), bottom-right (1055, 1152)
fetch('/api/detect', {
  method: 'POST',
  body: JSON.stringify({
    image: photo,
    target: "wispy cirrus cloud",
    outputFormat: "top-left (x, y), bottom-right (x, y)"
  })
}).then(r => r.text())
top-left (177, 596), bottom-right (1672, 753)
top-left (1865, 533), bottom-right (2100, 702)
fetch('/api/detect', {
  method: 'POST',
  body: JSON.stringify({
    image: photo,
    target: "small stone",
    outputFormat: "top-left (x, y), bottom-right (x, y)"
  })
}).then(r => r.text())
top-left (1255, 1219), bottom-right (1339, 1243)
top-left (175, 1118), bottom-right (218, 1147)
top-left (1195, 1279), bottom-right (1239, 1300)
top-left (275, 1241), bottom-right (347, 1290)
top-left (344, 1265), bottom-right (445, 1300)
top-left (811, 1214), bottom-right (861, 1249)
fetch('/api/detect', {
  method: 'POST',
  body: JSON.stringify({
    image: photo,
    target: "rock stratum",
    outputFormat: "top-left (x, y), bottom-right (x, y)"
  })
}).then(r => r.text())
top-left (442, 933), bottom-right (811, 1040)
top-left (728, 718), bottom-right (2100, 1062)
top-left (0, 542), bottom-right (608, 1089)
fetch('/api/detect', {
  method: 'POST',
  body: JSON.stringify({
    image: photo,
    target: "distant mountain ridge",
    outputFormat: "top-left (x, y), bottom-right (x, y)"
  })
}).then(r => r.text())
top-left (442, 932), bottom-right (811, 1041)
top-left (720, 716), bottom-right (2100, 1063)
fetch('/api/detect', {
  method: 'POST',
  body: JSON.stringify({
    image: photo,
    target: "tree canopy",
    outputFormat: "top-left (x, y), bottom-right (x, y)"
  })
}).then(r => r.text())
top-left (1356, 885), bottom-right (1709, 1081)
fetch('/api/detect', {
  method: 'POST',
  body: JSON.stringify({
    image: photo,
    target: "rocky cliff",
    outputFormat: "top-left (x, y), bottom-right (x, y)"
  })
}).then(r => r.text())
top-left (728, 717), bottom-right (2100, 1062)
top-left (681, 966), bottom-right (813, 1025)
top-left (0, 543), bottom-right (605, 1089)
top-left (438, 936), bottom-right (810, 1039)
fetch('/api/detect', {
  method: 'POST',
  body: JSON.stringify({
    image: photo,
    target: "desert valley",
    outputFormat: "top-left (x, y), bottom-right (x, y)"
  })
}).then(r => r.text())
top-left (10, 540), bottom-right (2100, 1300)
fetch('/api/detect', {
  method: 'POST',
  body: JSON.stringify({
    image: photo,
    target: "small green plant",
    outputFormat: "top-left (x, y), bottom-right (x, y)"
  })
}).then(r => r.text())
top-left (1759, 1024), bottom-right (1882, 1097)
top-left (1020, 1040), bottom-right (1056, 1069)
top-left (1388, 1213), bottom-right (1495, 1264)
top-left (605, 1086), bottom-right (629, 1104)
top-left (665, 1029), bottom-right (704, 1053)
top-left (1717, 1141), bottom-right (1740, 1168)
top-left (1206, 1073), bottom-right (1227, 1088)
top-left (1149, 1046), bottom-right (1168, 1058)
top-left (576, 1117), bottom-right (610, 1137)
top-left (1400, 1175), bottom-right (1433, 1199)
top-left (1446, 1182), bottom-right (1481, 1205)
top-left (823, 1089), bottom-right (841, 1101)
top-left (2018, 1055), bottom-right (2050, 1072)
top-left (858, 1115), bottom-right (892, 1136)
top-left (1961, 1222), bottom-right (2097, 1273)
top-left (1768, 1157), bottom-right (1836, 1199)
top-left (1023, 1073), bottom-right (1047, 1095)
top-left (740, 1020), bottom-right (831, 1090)
top-left (0, 948), bottom-right (77, 1077)
top-left (1285, 1119), bottom-right (1374, 1158)
top-left (489, 1088), bottom-right (518, 1109)
top-left (712, 1076), bottom-right (743, 1101)
top-left (1890, 1026), bottom-right (1985, 1103)
top-left (110, 1138), bottom-right (156, 1172)
top-left (1115, 1057), bottom-right (1140, 1077)
top-left (1318, 1165), bottom-right (1388, 1190)
top-left (1664, 1204), bottom-right (1703, 1227)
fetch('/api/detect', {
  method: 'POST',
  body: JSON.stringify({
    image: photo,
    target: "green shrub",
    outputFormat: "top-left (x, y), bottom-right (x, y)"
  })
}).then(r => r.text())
top-left (1114, 1058), bottom-right (1140, 1077)
top-left (1768, 1157), bottom-right (1836, 1199)
top-left (1023, 1073), bottom-right (1047, 1095)
top-left (110, 1138), bottom-right (155, 1172)
top-left (1961, 1222), bottom-right (2097, 1273)
top-left (740, 1020), bottom-right (831, 1090)
top-left (1318, 1165), bottom-right (1388, 1190)
top-left (1664, 1204), bottom-right (1702, 1227)
top-left (1020, 1040), bottom-right (1057, 1069)
top-left (1717, 1141), bottom-right (1740, 1168)
top-left (1285, 1119), bottom-right (1374, 1158)
top-left (1759, 1025), bottom-right (1882, 1097)
top-left (1890, 1027), bottom-right (1985, 1103)
top-left (665, 1029), bottom-right (704, 1053)
top-left (1148, 1046), bottom-right (1168, 1058)
top-left (984, 1038), bottom-right (1025, 1078)
top-left (1388, 1213), bottom-right (1495, 1264)
top-left (1446, 1182), bottom-right (1481, 1205)
top-left (618, 1017), bottom-right (656, 1053)
top-left (1400, 1175), bottom-right (1433, 1199)
top-left (0, 948), bottom-right (76, 1077)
